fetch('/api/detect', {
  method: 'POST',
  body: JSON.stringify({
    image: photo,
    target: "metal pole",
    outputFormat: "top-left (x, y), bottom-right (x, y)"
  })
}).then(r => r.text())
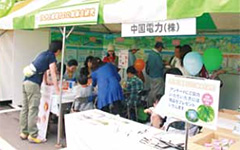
top-left (56, 26), bottom-right (66, 147)
top-left (184, 122), bottom-right (190, 150)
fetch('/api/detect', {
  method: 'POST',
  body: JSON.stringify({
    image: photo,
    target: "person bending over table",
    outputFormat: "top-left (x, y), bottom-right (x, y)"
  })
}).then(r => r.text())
top-left (91, 57), bottom-right (124, 115)
top-left (20, 40), bottom-right (62, 143)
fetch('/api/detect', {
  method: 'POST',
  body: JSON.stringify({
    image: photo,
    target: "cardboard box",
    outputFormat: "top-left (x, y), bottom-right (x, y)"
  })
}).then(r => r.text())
top-left (219, 110), bottom-right (240, 121)
top-left (190, 130), bottom-right (240, 150)
top-left (220, 109), bottom-right (240, 115)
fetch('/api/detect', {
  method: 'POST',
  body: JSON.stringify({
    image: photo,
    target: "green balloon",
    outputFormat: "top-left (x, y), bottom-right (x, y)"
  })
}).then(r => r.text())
top-left (0, 0), bottom-right (15, 18)
top-left (203, 48), bottom-right (223, 71)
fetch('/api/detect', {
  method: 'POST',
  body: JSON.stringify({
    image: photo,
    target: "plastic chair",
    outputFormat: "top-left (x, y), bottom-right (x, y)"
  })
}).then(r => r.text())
top-left (166, 120), bottom-right (201, 136)
top-left (71, 95), bottom-right (96, 112)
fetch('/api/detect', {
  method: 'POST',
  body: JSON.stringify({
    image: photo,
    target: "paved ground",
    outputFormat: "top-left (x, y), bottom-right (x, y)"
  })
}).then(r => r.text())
top-left (0, 110), bottom-right (66, 150)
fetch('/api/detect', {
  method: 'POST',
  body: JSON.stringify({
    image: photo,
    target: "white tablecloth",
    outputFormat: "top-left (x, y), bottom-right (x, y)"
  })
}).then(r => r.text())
top-left (37, 85), bottom-right (76, 140)
top-left (50, 91), bottom-right (75, 116)
top-left (65, 109), bottom-right (185, 150)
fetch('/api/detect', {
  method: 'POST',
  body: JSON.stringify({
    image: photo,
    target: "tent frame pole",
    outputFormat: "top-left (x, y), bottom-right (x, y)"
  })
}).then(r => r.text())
top-left (56, 26), bottom-right (74, 147)
top-left (56, 26), bottom-right (66, 147)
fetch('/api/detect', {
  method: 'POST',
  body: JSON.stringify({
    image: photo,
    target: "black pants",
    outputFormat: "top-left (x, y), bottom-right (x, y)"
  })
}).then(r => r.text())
top-left (101, 100), bottom-right (122, 115)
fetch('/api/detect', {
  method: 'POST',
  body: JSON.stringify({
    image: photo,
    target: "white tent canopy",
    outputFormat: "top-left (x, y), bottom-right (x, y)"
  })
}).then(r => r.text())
top-left (0, 0), bottom-right (56, 30)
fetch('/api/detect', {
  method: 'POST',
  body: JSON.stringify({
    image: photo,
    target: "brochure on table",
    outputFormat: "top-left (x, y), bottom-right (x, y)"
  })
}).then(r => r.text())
top-left (65, 109), bottom-right (185, 150)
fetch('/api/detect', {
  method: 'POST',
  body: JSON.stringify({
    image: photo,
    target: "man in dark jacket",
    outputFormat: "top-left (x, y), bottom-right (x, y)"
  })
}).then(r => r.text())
top-left (146, 42), bottom-right (165, 106)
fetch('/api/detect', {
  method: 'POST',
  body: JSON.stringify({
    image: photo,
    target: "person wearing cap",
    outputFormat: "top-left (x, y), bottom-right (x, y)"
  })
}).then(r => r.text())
top-left (128, 44), bottom-right (145, 82)
top-left (103, 44), bottom-right (118, 67)
top-left (128, 44), bottom-right (139, 66)
top-left (146, 42), bottom-right (165, 106)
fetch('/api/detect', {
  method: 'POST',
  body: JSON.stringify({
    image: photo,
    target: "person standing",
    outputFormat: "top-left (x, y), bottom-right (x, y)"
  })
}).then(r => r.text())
top-left (125, 66), bottom-right (144, 106)
top-left (128, 44), bottom-right (145, 82)
top-left (175, 44), bottom-right (192, 76)
top-left (20, 40), bottom-right (62, 143)
top-left (128, 44), bottom-right (139, 66)
top-left (103, 44), bottom-right (118, 67)
top-left (169, 45), bottom-right (181, 68)
top-left (146, 42), bottom-right (165, 106)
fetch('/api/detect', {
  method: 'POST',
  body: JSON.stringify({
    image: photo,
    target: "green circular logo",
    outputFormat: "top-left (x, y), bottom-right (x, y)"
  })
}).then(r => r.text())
top-left (0, 0), bottom-right (15, 18)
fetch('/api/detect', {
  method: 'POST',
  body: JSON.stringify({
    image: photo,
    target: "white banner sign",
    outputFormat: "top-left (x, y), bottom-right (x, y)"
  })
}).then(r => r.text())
top-left (118, 50), bottom-right (129, 69)
top-left (122, 18), bottom-right (196, 37)
top-left (35, 2), bottom-right (99, 28)
top-left (37, 85), bottom-right (55, 140)
top-left (164, 74), bottom-right (220, 130)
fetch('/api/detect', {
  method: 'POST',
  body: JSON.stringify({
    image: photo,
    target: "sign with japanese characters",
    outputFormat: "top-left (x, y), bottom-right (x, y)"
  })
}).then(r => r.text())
top-left (35, 2), bottom-right (99, 28)
top-left (118, 50), bottom-right (129, 68)
top-left (121, 18), bottom-right (196, 37)
top-left (164, 74), bottom-right (220, 130)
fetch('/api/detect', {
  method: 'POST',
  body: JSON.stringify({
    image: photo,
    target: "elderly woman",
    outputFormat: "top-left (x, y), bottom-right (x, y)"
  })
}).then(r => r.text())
top-left (91, 57), bottom-right (124, 114)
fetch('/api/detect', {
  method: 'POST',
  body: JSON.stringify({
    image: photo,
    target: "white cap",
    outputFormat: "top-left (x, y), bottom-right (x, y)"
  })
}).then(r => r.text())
top-left (107, 44), bottom-right (115, 51)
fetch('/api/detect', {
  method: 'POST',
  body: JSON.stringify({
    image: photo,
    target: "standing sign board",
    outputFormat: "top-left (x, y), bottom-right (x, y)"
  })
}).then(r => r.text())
top-left (122, 18), bottom-right (196, 37)
top-left (37, 85), bottom-right (55, 140)
top-left (164, 74), bottom-right (220, 130)
top-left (118, 50), bottom-right (129, 69)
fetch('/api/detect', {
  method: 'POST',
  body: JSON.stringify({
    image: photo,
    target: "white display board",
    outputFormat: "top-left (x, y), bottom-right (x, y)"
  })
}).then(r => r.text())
top-left (164, 74), bottom-right (220, 130)
top-left (122, 18), bottom-right (196, 37)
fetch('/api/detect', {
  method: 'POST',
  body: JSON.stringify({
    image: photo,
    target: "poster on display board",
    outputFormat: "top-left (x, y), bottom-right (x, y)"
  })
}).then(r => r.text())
top-left (65, 49), bottom-right (77, 62)
top-left (118, 50), bottom-right (129, 68)
top-left (164, 74), bottom-right (220, 130)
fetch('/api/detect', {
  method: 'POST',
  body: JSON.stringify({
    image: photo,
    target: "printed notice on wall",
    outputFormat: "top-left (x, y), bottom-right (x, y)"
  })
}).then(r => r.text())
top-left (118, 50), bottom-right (129, 68)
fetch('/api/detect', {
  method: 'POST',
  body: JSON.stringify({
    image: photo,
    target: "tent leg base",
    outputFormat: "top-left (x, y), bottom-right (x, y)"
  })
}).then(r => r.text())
top-left (55, 143), bottom-right (64, 149)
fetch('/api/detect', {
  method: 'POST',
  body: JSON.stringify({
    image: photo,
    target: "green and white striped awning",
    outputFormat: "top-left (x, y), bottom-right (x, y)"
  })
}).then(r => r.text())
top-left (0, 0), bottom-right (239, 30)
